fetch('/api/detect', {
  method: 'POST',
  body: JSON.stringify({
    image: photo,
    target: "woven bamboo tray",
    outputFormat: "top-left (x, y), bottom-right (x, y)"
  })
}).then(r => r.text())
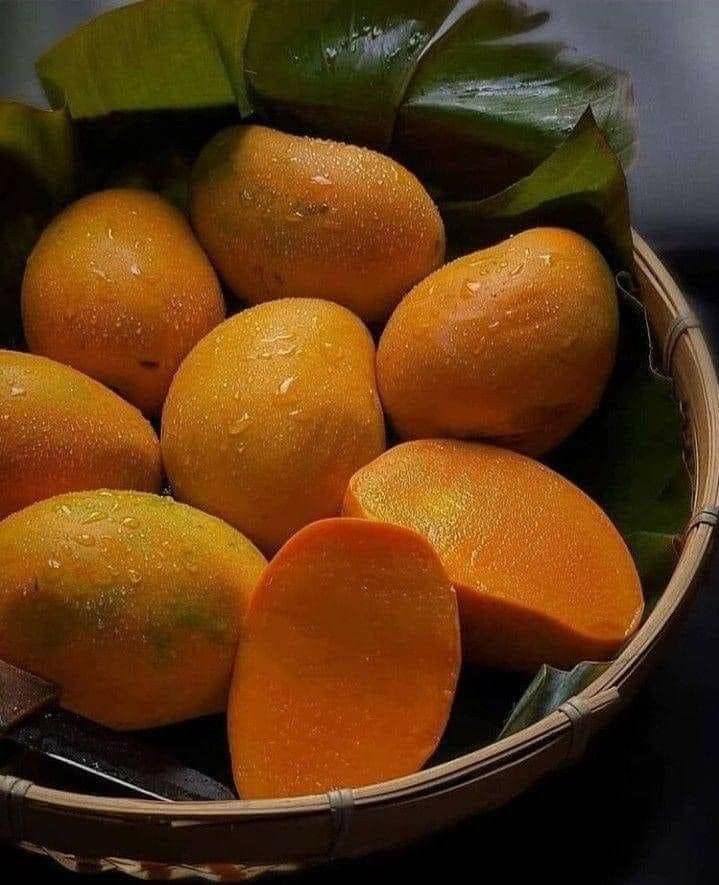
top-left (1, 231), bottom-right (717, 881)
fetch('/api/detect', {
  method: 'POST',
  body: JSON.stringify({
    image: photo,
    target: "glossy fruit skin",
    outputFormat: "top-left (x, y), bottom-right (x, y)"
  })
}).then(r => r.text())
top-left (0, 490), bottom-right (266, 730)
top-left (377, 227), bottom-right (619, 455)
top-left (0, 350), bottom-right (161, 519)
top-left (344, 440), bottom-right (644, 671)
top-left (162, 298), bottom-right (386, 554)
top-left (228, 518), bottom-right (460, 799)
top-left (22, 188), bottom-right (225, 416)
top-left (190, 124), bottom-right (445, 323)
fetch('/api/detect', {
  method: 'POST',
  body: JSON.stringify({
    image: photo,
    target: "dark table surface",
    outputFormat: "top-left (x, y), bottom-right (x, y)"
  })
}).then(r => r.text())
top-left (2, 2), bottom-right (719, 882)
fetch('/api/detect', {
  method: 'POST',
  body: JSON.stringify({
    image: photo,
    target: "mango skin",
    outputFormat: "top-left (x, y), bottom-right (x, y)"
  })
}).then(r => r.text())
top-left (22, 188), bottom-right (226, 416)
top-left (190, 124), bottom-right (445, 323)
top-left (0, 350), bottom-right (161, 519)
top-left (344, 439), bottom-right (644, 671)
top-left (377, 228), bottom-right (619, 455)
top-left (0, 490), bottom-right (267, 730)
top-left (162, 298), bottom-right (386, 554)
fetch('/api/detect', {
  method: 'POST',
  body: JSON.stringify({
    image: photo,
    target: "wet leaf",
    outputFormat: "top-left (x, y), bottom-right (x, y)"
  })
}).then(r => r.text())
top-left (500, 662), bottom-right (609, 739)
top-left (36, 0), bottom-right (255, 119)
top-left (441, 108), bottom-right (634, 272)
top-left (395, 2), bottom-right (635, 195)
top-left (0, 103), bottom-right (75, 346)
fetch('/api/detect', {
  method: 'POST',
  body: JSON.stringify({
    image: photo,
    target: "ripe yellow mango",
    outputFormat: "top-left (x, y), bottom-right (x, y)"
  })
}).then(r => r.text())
top-left (0, 490), bottom-right (266, 730)
top-left (377, 228), bottom-right (619, 455)
top-left (345, 440), bottom-right (644, 671)
top-left (0, 350), bottom-right (161, 519)
top-left (162, 298), bottom-right (386, 553)
top-left (190, 124), bottom-right (445, 323)
top-left (22, 188), bottom-right (225, 416)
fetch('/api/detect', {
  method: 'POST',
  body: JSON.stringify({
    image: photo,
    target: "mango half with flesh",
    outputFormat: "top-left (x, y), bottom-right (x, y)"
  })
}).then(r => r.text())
top-left (344, 439), bottom-right (644, 671)
top-left (0, 491), bottom-right (266, 729)
top-left (190, 124), bottom-right (445, 323)
top-left (377, 228), bottom-right (619, 455)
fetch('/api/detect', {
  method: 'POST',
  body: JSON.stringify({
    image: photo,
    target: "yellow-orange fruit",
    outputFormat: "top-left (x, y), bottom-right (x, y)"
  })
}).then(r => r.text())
top-left (190, 124), bottom-right (445, 323)
top-left (228, 518), bottom-right (460, 799)
top-left (162, 298), bottom-right (386, 553)
top-left (344, 440), bottom-right (643, 671)
top-left (0, 490), bottom-right (266, 730)
top-left (22, 188), bottom-right (225, 416)
top-left (0, 350), bottom-right (161, 519)
top-left (377, 228), bottom-right (619, 455)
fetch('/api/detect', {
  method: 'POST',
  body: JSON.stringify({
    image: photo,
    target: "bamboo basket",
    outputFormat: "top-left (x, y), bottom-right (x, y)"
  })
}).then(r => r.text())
top-left (1, 232), bottom-right (717, 881)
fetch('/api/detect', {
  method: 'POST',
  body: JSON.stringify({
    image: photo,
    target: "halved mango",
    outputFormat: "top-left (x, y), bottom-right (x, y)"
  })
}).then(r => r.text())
top-left (344, 440), bottom-right (643, 671)
top-left (228, 518), bottom-right (460, 798)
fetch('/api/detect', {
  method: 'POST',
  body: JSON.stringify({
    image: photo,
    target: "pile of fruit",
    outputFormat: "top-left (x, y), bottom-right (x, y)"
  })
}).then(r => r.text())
top-left (0, 124), bottom-right (643, 799)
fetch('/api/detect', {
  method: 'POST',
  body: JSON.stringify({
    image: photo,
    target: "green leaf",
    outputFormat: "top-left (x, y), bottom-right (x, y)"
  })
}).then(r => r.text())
top-left (0, 103), bottom-right (75, 345)
top-left (499, 662), bottom-right (609, 739)
top-left (395, 2), bottom-right (636, 195)
top-left (441, 108), bottom-right (635, 272)
top-left (200, 0), bottom-right (257, 116)
top-left (36, 0), bottom-right (255, 119)
top-left (0, 103), bottom-right (75, 203)
top-left (245, 0), bottom-right (465, 147)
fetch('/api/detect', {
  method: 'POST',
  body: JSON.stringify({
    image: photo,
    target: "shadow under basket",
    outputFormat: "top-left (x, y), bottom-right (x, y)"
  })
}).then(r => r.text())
top-left (1, 232), bottom-right (718, 881)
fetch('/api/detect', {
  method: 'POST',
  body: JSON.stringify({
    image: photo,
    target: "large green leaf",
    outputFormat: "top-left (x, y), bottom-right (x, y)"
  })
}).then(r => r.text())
top-left (0, 103), bottom-right (75, 346)
top-left (245, 0), bottom-right (465, 146)
top-left (36, 0), bottom-right (255, 119)
top-left (395, 3), bottom-right (635, 196)
top-left (441, 108), bottom-right (634, 272)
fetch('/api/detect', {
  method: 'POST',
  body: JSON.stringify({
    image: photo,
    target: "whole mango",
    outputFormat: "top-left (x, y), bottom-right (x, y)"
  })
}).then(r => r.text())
top-left (377, 228), bottom-right (619, 455)
top-left (190, 124), bottom-right (445, 323)
top-left (0, 350), bottom-right (161, 519)
top-left (22, 188), bottom-right (225, 416)
top-left (162, 298), bottom-right (386, 553)
top-left (0, 490), bottom-right (266, 729)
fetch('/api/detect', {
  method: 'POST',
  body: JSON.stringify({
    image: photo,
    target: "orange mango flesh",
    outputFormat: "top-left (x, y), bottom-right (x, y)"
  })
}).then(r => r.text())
top-left (0, 490), bottom-right (266, 730)
top-left (228, 518), bottom-right (460, 799)
top-left (0, 350), bottom-right (161, 519)
top-left (376, 227), bottom-right (619, 455)
top-left (22, 188), bottom-right (225, 416)
top-left (190, 124), bottom-right (446, 323)
top-left (344, 440), bottom-right (644, 671)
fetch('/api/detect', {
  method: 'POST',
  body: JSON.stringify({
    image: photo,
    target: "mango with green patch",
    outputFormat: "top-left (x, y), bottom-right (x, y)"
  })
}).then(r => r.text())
top-left (0, 490), bottom-right (266, 729)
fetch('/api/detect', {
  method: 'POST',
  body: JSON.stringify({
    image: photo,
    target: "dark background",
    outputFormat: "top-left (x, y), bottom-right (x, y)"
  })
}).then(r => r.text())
top-left (1, 2), bottom-right (718, 882)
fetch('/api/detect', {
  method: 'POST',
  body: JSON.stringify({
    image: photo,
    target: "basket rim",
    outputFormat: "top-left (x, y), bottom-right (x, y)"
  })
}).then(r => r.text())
top-left (6, 231), bottom-right (719, 827)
